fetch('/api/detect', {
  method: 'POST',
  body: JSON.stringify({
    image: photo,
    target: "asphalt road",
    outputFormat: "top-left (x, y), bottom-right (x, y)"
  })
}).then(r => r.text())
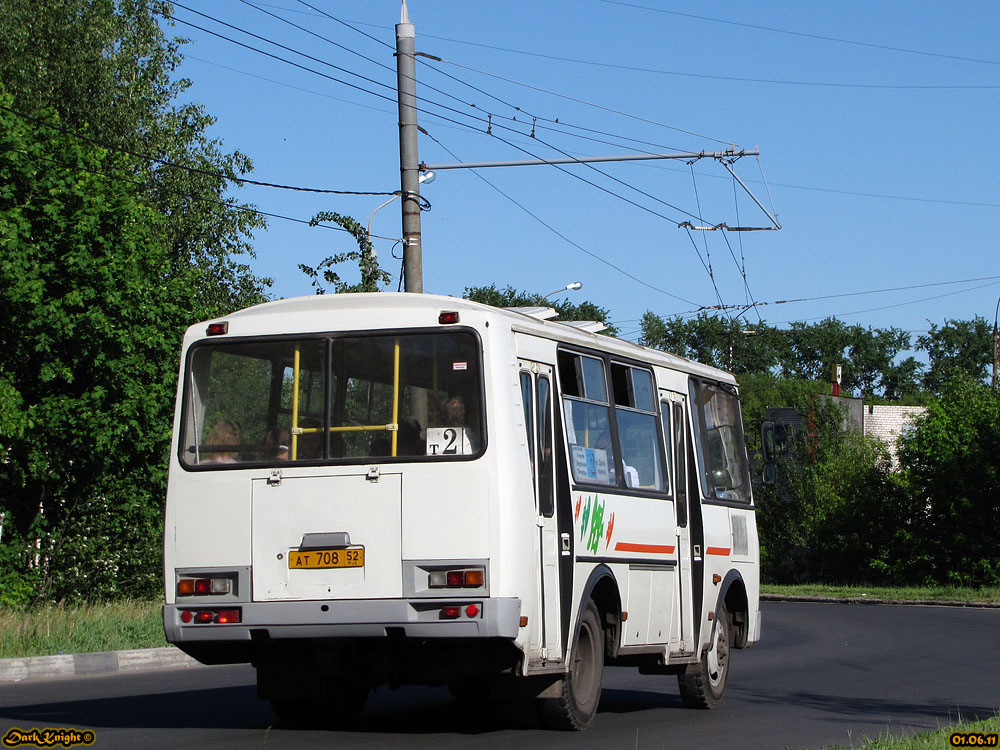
top-left (2, 601), bottom-right (998, 749)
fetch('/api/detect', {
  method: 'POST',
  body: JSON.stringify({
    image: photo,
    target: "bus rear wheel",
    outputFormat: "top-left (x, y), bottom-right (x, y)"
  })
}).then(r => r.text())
top-left (541, 600), bottom-right (604, 730)
top-left (678, 602), bottom-right (730, 709)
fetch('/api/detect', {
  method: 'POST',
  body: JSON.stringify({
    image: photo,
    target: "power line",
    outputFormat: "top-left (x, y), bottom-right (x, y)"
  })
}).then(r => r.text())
top-left (599, 0), bottom-right (1000, 68)
top-left (426, 34), bottom-right (1000, 91)
top-left (700, 275), bottom-right (1000, 312)
top-left (422, 131), bottom-right (701, 307)
top-left (4, 141), bottom-right (402, 242)
top-left (237, 2), bottom-right (698, 162)
top-left (784, 280), bottom-right (1000, 324)
top-left (0, 103), bottom-right (398, 197)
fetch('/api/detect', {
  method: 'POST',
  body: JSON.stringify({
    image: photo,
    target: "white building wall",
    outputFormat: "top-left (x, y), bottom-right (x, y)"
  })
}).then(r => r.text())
top-left (862, 405), bottom-right (926, 469)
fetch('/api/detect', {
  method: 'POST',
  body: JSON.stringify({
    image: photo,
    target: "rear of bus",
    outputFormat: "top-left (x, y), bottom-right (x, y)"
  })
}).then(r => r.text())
top-left (162, 294), bottom-right (526, 720)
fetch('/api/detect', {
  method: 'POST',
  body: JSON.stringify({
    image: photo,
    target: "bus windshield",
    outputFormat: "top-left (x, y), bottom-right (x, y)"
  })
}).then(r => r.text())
top-left (180, 330), bottom-right (484, 467)
top-left (690, 379), bottom-right (751, 503)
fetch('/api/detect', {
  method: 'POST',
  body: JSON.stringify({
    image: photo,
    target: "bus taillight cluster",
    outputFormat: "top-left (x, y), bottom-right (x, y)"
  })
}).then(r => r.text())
top-left (179, 608), bottom-right (241, 625)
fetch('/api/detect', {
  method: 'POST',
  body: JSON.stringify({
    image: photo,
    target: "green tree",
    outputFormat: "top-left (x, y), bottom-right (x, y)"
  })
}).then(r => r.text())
top-left (0, 98), bottom-right (209, 602)
top-left (639, 312), bottom-right (779, 374)
top-left (0, 0), bottom-right (268, 315)
top-left (916, 317), bottom-right (992, 395)
top-left (895, 373), bottom-right (1000, 585)
top-left (299, 212), bottom-right (392, 294)
top-left (464, 284), bottom-right (619, 336)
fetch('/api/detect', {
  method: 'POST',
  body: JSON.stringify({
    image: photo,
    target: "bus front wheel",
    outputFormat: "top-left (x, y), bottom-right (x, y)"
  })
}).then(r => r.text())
top-left (542, 599), bottom-right (604, 730)
top-left (678, 602), bottom-right (730, 709)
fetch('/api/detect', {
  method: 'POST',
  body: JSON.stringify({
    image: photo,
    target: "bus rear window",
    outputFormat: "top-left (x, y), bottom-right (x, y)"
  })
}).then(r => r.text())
top-left (180, 331), bottom-right (484, 467)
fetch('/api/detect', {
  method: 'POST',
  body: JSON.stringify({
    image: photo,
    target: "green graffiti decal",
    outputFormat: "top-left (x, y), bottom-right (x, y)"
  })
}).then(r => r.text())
top-left (586, 498), bottom-right (606, 554)
top-left (580, 496), bottom-right (592, 541)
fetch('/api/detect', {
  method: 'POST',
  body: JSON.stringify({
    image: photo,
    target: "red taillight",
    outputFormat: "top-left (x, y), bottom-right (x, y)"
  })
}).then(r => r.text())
top-left (194, 579), bottom-right (212, 595)
top-left (182, 608), bottom-right (241, 624)
top-left (206, 322), bottom-right (229, 336)
top-left (438, 311), bottom-right (459, 324)
top-left (215, 609), bottom-right (240, 624)
top-left (446, 571), bottom-right (465, 587)
top-left (465, 604), bottom-right (480, 618)
top-left (440, 606), bottom-right (461, 619)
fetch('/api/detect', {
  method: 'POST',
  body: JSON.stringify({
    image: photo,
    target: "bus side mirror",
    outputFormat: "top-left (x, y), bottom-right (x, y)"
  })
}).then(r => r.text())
top-left (760, 420), bottom-right (777, 486)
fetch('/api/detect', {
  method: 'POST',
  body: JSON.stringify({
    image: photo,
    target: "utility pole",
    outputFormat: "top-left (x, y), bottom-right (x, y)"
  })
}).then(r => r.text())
top-left (396, 1), bottom-right (422, 292)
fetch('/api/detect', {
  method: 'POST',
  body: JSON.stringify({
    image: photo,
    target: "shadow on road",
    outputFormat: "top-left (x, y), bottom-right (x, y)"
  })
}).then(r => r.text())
top-left (735, 687), bottom-right (996, 725)
top-left (2, 683), bottom-right (690, 735)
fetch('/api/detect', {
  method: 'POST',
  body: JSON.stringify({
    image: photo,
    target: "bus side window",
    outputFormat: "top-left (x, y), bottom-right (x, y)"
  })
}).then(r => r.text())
top-left (611, 364), bottom-right (665, 491)
top-left (674, 402), bottom-right (688, 527)
top-left (520, 371), bottom-right (535, 485)
top-left (558, 351), bottom-right (617, 487)
top-left (537, 375), bottom-right (554, 517)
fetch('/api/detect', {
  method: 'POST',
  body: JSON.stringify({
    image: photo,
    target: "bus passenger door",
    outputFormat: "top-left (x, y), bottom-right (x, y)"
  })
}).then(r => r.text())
top-left (662, 393), bottom-right (695, 654)
top-left (520, 362), bottom-right (562, 662)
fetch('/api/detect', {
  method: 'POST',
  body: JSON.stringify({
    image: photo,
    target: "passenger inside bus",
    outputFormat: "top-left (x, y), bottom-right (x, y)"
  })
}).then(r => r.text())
top-left (443, 396), bottom-right (479, 452)
top-left (204, 420), bottom-right (241, 464)
top-left (263, 427), bottom-right (290, 461)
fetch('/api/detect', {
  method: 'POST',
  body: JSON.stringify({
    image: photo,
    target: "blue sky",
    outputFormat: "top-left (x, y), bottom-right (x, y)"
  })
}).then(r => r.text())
top-left (166, 1), bottom-right (1000, 343)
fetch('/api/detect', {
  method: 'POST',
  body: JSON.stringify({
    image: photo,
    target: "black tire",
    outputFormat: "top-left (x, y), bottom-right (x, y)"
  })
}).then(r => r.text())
top-left (678, 602), bottom-right (730, 709)
top-left (541, 600), bottom-right (605, 730)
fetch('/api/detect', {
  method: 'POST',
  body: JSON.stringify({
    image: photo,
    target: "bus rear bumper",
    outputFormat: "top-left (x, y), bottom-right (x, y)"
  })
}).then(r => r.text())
top-left (164, 597), bottom-right (522, 646)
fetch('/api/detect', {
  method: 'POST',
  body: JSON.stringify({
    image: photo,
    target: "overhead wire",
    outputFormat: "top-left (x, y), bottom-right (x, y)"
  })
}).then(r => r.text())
top-left (5, 144), bottom-right (402, 247)
top-left (164, 2), bottom-right (763, 296)
top-left (421, 130), bottom-right (701, 307)
top-left (0, 102), bottom-right (398, 198)
top-left (598, 0), bottom-right (1000, 68)
top-left (164, 5), bottom-right (731, 248)
top-left (259, 1), bottom-right (716, 162)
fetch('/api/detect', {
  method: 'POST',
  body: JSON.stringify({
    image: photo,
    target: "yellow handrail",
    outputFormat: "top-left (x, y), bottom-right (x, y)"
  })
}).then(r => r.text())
top-left (391, 338), bottom-right (400, 456)
top-left (291, 344), bottom-right (301, 460)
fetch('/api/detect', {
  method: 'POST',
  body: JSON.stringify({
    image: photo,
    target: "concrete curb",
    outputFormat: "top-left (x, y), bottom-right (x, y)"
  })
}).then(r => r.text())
top-left (761, 593), bottom-right (1000, 608)
top-left (0, 646), bottom-right (203, 684)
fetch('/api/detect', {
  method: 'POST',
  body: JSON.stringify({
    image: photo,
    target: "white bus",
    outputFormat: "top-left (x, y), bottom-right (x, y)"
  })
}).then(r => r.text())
top-left (163, 292), bottom-right (761, 730)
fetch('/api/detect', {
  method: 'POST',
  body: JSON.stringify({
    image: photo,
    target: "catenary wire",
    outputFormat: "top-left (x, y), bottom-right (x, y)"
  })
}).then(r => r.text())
top-left (599, 0), bottom-right (1000, 68)
top-left (422, 130), bottom-right (702, 307)
top-left (0, 103), bottom-right (398, 198)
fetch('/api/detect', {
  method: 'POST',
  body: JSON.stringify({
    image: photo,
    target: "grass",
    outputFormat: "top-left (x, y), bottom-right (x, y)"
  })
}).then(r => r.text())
top-left (762, 583), bottom-right (1000, 605)
top-left (825, 712), bottom-right (1000, 749)
top-left (0, 600), bottom-right (166, 659)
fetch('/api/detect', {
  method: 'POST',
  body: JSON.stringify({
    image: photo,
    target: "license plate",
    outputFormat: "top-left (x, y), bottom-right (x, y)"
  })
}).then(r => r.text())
top-left (288, 548), bottom-right (365, 570)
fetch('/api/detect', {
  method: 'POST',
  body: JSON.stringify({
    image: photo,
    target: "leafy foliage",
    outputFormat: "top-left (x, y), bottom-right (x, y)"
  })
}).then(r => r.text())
top-left (640, 312), bottom-right (922, 399)
top-left (464, 284), bottom-right (619, 336)
top-left (0, 0), bottom-right (270, 604)
top-left (0, 98), bottom-right (198, 601)
top-left (894, 373), bottom-right (1000, 586)
top-left (0, 0), bottom-right (269, 315)
top-left (915, 317), bottom-right (993, 395)
top-left (299, 211), bottom-right (392, 294)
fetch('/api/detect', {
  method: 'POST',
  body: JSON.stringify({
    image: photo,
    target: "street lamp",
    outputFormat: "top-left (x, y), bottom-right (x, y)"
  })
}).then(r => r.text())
top-left (367, 170), bottom-right (435, 243)
top-left (542, 281), bottom-right (583, 301)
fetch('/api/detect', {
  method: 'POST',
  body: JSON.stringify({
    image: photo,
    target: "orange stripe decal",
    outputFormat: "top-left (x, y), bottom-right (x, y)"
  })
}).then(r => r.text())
top-left (615, 542), bottom-right (676, 554)
top-left (706, 547), bottom-right (732, 556)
